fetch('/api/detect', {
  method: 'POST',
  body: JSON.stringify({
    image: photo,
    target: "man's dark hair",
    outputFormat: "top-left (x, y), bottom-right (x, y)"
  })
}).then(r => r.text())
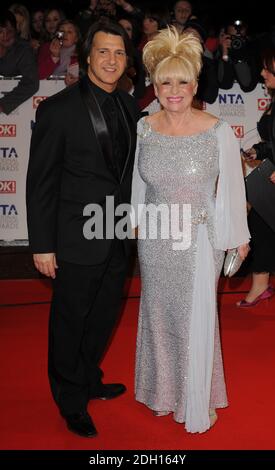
top-left (0, 10), bottom-right (17, 30)
top-left (81, 18), bottom-right (131, 71)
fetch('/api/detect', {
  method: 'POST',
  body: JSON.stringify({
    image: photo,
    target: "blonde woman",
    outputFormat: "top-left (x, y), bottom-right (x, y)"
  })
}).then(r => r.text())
top-left (131, 27), bottom-right (250, 434)
top-left (9, 3), bottom-right (30, 40)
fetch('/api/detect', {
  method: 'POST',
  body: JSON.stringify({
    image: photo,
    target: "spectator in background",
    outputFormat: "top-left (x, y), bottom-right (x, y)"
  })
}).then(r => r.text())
top-left (98, 1), bottom-right (140, 18)
top-left (138, 7), bottom-right (170, 51)
top-left (216, 20), bottom-right (259, 92)
top-left (30, 8), bottom-right (44, 53)
top-left (138, 6), bottom-right (170, 110)
top-left (237, 47), bottom-right (275, 307)
top-left (31, 8), bottom-right (44, 37)
top-left (75, 0), bottom-right (98, 36)
top-left (96, 0), bottom-right (117, 18)
top-left (41, 8), bottom-right (66, 43)
top-left (118, 14), bottom-right (145, 98)
top-left (9, 3), bottom-right (30, 41)
top-left (172, 0), bottom-right (192, 34)
top-left (38, 20), bottom-right (81, 83)
top-left (75, 1), bottom-right (142, 37)
top-left (184, 17), bottom-right (219, 104)
top-left (94, 0), bottom-right (140, 22)
top-left (0, 10), bottom-right (39, 115)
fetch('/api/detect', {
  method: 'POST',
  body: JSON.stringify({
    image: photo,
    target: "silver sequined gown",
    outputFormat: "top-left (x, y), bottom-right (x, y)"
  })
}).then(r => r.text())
top-left (134, 117), bottom-right (229, 433)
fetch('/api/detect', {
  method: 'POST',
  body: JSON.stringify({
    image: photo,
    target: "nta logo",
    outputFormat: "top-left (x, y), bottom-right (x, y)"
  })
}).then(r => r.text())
top-left (0, 147), bottom-right (18, 158)
top-left (231, 126), bottom-right (244, 139)
top-left (33, 96), bottom-right (47, 108)
top-left (0, 204), bottom-right (18, 215)
top-left (0, 181), bottom-right (16, 193)
top-left (0, 124), bottom-right (16, 137)
top-left (219, 94), bottom-right (244, 104)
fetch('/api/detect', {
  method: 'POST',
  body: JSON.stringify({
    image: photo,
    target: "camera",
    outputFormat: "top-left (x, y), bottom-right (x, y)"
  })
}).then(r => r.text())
top-left (230, 20), bottom-right (247, 50)
top-left (55, 31), bottom-right (64, 41)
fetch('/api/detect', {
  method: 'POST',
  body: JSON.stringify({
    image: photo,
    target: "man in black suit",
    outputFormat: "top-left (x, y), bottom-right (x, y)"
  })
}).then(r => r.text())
top-left (26, 19), bottom-right (140, 438)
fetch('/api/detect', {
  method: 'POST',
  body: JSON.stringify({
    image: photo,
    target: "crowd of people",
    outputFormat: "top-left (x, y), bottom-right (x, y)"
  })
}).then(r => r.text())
top-left (1, 0), bottom-right (274, 114)
top-left (1, 0), bottom-right (275, 439)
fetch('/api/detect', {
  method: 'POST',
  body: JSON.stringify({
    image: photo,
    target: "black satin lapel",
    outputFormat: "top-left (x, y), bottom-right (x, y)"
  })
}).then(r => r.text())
top-left (115, 95), bottom-right (135, 183)
top-left (79, 77), bottom-right (118, 181)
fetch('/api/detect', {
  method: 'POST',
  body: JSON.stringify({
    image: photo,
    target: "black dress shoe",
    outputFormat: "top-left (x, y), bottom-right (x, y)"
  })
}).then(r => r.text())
top-left (90, 383), bottom-right (126, 400)
top-left (64, 411), bottom-right (98, 438)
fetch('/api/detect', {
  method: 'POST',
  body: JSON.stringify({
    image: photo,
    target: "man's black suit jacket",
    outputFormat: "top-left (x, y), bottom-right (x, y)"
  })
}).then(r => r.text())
top-left (26, 76), bottom-right (140, 265)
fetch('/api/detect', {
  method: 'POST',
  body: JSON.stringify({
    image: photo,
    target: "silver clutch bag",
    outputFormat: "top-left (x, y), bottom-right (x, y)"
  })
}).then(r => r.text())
top-left (223, 248), bottom-right (243, 277)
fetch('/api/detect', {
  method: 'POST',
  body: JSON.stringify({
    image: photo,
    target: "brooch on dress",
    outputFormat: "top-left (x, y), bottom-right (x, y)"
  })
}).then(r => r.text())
top-left (137, 120), bottom-right (151, 139)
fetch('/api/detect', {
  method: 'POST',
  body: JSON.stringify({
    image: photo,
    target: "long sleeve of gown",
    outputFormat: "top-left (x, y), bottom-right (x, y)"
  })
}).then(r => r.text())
top-left (130, 119), bottom-right (147, 228)
top-left (215, 121), bottom-right (250, 250)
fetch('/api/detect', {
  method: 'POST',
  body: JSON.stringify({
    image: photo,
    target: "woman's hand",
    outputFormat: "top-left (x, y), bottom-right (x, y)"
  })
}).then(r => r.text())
top-left (30, 38), bottom-right (40, 51)
top-left (237, 243), bottom-right (250, 260)
top-left (64, 73), bottom-right (79, 87)
top-left (50, 38), bottom-right (61, 60)
top-left (270, 171), bottom-right (275, 184)
top-left (241, 148), bottom-right (257, 161)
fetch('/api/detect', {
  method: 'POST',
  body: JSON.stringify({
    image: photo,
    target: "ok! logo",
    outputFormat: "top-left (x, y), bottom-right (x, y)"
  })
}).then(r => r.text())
top-left (231, 125), bottom-right (244, 139)
top-left (33, 96), bottom-right (48, 109)
top-left (258, 98), bottom-right (271, 111)
top-left (0, 181), bottom-right (16, 193)
top-left (0, 124), bottom-right (16, 137)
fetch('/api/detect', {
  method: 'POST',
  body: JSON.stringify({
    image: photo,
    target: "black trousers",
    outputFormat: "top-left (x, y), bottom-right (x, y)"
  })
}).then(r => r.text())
top-left (48, 241), bottom-right (128, 415)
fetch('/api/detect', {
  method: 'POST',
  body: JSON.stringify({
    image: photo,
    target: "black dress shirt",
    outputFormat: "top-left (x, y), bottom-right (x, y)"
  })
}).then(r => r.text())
top-left (88, 80), bottom-right (128, 178)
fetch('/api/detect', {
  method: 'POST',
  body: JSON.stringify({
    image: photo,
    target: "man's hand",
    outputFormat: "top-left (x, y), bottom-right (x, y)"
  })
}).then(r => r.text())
top-left (114, 0), bottom-right (133, 12)
top-left (270, 171), bottom-right (275, 184)
top-left (33, 253), bottom-right (58, 278)
top-left (219, 33), bottom-right (231, 56)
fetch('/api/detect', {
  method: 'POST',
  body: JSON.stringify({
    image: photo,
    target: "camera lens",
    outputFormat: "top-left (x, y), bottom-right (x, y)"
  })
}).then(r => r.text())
top-left (231, 35), bottom-right (244, 50)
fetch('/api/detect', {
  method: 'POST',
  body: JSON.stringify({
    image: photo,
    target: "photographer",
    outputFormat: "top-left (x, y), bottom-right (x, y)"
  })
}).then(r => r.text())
top-left (38, 20), bottom-right (81, 80)
top-left (216, 20), bottom-right (259, 92)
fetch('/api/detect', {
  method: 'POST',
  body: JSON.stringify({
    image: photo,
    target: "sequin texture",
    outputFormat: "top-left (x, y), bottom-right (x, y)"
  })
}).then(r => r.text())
top-left (135, 118), bottom-right (228, 427)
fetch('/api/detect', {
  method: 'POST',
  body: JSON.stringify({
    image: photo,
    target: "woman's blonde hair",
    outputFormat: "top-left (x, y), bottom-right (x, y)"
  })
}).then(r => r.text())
top-left (143, 26), bottom-right (203, 84)
top-left (9, 3), bottom-right (30, 40)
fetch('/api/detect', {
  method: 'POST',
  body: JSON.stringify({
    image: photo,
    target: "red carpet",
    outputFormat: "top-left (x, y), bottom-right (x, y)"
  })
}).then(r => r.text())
top-left (1, 278), bottom-right (275, 450)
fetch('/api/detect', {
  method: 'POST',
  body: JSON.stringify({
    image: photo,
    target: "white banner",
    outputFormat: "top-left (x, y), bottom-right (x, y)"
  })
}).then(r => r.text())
top-left (0, 78), bottom-right (65, 243)
top-left (205, 82), bottom-right (271, 151)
